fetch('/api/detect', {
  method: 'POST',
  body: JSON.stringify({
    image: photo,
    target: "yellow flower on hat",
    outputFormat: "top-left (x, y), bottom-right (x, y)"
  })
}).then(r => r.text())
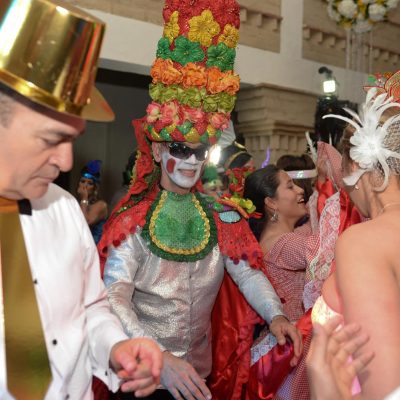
top-left (188, 10), bottom-right (221, 47)
top-left (164, 11), bottom-right (180, 43)
top-left (218, 24), bottom-right (239, 48)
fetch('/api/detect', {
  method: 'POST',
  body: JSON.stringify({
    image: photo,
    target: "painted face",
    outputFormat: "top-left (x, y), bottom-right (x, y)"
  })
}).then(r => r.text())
top-left (203, 180), bottom-right (224, 199)
top-left (273, 171), bottom-right (307, 220)
top-left (0, 99), bottom-right (84, 200)
top-left (160, 142), bottom-right (208, 192)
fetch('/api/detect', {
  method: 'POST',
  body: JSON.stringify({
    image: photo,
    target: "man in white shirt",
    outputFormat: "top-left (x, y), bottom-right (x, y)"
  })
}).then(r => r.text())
top-left (0, 0), bottom-right (162, 398)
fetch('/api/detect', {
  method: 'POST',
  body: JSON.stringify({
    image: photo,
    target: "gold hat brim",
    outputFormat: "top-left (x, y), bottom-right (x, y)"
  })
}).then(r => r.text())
top-left (0, 67), bottom-right (114, 122)
top-left (0, 0), bottom-right (114, 122)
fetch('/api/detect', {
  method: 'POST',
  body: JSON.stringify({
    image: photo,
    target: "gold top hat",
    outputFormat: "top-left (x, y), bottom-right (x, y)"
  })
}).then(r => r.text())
top-left (0, 0), bottom-right (114, 121)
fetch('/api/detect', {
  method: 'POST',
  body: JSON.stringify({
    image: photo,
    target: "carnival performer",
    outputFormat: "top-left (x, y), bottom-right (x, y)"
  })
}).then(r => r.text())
top-left (201, 164), bottom-right (224, 198)
top-left (97, 1), bottom-right (302, 399)
top-left (77, 160), bottom-right (108, 244)
top-left (0, 1), bottom-right (162, 399)
top-left (312, 76), bottom-right (400, 399)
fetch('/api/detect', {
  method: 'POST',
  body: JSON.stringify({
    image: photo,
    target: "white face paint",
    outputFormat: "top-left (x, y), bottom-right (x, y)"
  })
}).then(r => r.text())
top-left (160, 149), bottom-right (204, 191)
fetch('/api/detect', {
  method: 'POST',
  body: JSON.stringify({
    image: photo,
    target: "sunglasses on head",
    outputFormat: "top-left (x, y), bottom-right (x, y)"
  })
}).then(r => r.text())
top-left (166, 142), bottom-right (209, 161)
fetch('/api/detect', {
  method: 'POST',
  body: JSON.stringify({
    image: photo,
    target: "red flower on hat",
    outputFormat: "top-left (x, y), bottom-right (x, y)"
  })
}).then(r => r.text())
top-left (164, 0), bottom-right (210, 20)
top-left (210, 0), bottom-right (240, 28)
top-left (182, 105), bottom-right (205, 124)
top-left (146, 102), bottom-right (162, 123)
top-left (161, 101), bottom-right (181, 126)
top-left (209, 112), bottom-right (230, 130)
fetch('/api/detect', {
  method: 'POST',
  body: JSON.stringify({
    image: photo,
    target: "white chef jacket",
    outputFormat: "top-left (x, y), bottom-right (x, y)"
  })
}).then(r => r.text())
top-left (0, 184), bottom-right (128, 400)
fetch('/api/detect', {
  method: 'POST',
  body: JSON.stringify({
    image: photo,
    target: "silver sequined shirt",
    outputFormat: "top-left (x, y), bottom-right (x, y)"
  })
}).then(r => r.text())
top-left (104, 227), bottom-right (284, 378)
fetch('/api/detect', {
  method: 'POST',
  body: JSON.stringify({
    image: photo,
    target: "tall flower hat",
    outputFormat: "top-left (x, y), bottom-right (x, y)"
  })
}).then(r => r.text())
top-left (98, 0), bottom-right (241, 257)
top-left (145, 0), bottom-right (241, 146)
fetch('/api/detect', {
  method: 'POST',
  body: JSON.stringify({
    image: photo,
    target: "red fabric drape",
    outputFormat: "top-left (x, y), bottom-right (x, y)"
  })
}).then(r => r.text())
top-left (245, 309), bottom-right (313, 400)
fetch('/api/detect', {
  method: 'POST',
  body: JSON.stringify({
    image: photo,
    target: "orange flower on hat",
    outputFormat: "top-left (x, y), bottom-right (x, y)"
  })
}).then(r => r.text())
top-left (161, 61), bottom-right (182, 85)
top-left (181, 63), bottom-right (207, 88)
top-left (151, 58), bottom-right (168, 83)
top-left (218, 24), bottom-right (239, 48)
top-left (164, 10), bottom-right (180, 43)
top-left (206, 67), bottom-right (224, 94)
top-left (220, 71), bottom-right (240, 95)
top-left (188, 10), bottom-right (221, 47)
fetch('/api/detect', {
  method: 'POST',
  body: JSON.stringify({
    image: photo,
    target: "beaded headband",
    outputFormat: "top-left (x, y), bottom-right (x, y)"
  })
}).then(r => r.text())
top-left (286, 169), bottom-right (318, 180)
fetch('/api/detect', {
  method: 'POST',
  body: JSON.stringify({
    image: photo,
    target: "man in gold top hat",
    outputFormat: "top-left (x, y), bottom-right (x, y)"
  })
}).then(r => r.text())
top-left (0, 0), bottom-right (162, 399)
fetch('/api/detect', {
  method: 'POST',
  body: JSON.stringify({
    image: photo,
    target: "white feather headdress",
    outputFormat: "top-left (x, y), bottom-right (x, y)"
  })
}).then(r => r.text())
top-left (323, 88), bottom-right (400, 190)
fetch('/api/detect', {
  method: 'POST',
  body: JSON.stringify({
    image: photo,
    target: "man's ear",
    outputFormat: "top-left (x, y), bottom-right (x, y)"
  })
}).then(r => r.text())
top-left (152, 142), bottom-right (163, 163)
top-left (264, 196), bottom-right (277, 213)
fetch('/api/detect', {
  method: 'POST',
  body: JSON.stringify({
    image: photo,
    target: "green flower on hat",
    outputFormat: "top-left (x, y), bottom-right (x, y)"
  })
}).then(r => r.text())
top-left (171, 36), bottom-right (205, 66)
top-left (206, 43), bottom-right (236, 71)
top-left (203, 94), bottom-right (219, 113)
top-left (218, 92), bottom-right (236, 113)
top-left (178, 87), bottom-right (203, 108)
top-left (160, 85), bottom-right (180, 103)
top-left (156, 37), bottom-right (172, 60)
top-left (149, 83), bottom-right (163, 102)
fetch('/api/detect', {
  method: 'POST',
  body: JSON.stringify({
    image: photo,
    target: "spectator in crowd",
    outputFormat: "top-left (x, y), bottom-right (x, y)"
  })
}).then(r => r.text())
top-left (77, 160), bottom-right (108, 244)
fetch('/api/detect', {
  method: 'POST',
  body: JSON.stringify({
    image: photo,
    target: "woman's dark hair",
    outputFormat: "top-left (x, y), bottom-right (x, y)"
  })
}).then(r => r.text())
top-left (276, 154), bottom-right (315, 202)
top-left (243, 165), bottom-right (280, 240)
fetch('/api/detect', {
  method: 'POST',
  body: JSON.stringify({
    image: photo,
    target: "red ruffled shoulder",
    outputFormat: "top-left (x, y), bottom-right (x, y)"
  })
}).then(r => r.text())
top-left (214, 211), bottom-right (264, 268)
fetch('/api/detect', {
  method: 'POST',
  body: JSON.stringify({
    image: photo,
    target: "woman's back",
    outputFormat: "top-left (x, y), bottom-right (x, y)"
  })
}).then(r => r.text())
top-left (335, 211), bottom-right (400, 399)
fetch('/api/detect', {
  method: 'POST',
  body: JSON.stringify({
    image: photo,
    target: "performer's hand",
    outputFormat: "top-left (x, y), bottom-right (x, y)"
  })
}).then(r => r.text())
top-left (160, 351), bottom-right (212, 400)
top-left (306, 317), bottom-right (374, 400)
top-left (269, 315), bottom-right (303, 367)
top-left (110, 338), bottom-right (162, 397)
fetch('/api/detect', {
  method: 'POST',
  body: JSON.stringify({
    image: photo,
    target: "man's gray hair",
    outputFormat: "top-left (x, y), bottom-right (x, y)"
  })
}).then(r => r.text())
top-left (0, 84), bottom-right (17, 127)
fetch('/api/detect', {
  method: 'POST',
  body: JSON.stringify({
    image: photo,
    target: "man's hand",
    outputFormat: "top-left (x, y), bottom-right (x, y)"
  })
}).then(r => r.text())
top-left (160, 352), bottom-right (212, 400)
top-left (110, 338), bottom-right (163, 397)
top-left (306, 317), bottom-right (374, 400)
top-left (269, 315), bottom-right (303, 367)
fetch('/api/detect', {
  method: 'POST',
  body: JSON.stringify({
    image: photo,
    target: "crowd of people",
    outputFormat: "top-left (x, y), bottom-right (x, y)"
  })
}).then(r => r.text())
top-left (0, 0), bottom-right (399, 399)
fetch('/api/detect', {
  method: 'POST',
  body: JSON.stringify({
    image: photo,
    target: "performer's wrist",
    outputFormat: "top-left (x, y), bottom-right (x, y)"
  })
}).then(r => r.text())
top-left (80, 199), bottom-right (89, 206)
